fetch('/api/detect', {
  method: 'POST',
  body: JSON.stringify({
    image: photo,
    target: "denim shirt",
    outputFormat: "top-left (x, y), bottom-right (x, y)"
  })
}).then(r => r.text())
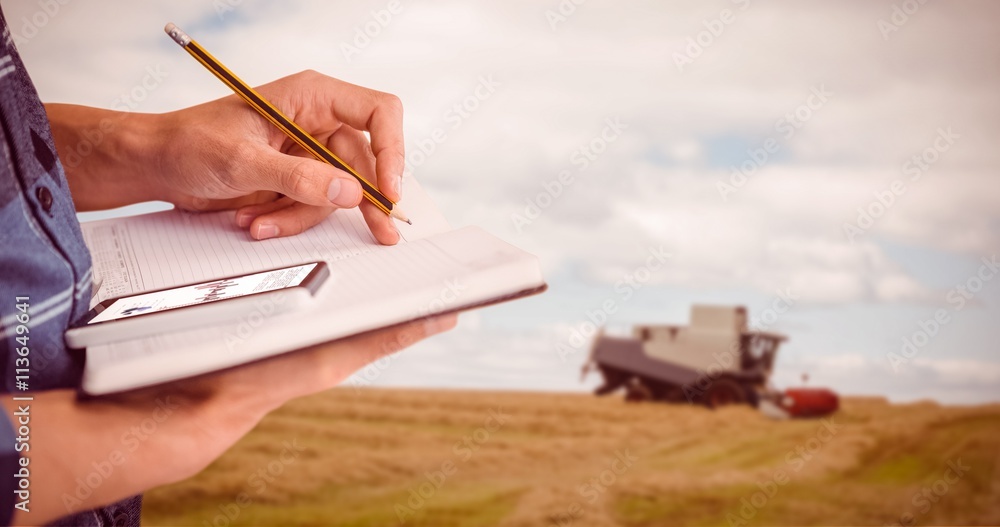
top-left (0, 8), bottom-right (141, 527)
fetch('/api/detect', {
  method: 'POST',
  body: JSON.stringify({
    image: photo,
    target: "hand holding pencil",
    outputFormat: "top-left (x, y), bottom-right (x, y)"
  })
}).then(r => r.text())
top-left (135, 24), bottom-right (409, 244)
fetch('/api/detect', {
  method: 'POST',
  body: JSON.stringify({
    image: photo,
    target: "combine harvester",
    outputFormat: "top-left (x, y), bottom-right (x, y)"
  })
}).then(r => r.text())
top-left (583, 305), bottom-right (838, 418)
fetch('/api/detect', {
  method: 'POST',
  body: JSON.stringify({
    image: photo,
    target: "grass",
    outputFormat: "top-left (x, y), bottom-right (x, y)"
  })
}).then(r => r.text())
top-left (143, 389), bottom-right (1000, 526)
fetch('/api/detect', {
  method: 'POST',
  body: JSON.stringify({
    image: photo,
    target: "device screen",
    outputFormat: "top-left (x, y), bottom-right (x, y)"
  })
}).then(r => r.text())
top-left (88, 263), bottom-right (318, 324)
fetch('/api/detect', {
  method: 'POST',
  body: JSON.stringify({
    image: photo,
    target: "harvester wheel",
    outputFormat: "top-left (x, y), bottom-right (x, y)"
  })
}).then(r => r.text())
top-left (624, 379), bottom-right (653, 403)
top-left (705, 379), bottom-right (747, 408)
top-left (664, 387), bottom-right (688, 404)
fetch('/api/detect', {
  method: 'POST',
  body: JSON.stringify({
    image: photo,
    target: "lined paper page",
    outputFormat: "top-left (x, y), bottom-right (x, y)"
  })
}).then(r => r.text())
top-left (80, 176), bottom-right (449, 305)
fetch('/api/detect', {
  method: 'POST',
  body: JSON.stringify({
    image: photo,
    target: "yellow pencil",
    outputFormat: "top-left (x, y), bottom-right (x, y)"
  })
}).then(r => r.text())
top-left (164, 23), bottom-right (410, 225)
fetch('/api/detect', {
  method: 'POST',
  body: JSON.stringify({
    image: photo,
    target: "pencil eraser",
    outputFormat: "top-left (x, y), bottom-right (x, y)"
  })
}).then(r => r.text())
top-left (164, 23), bottom-right (191, 46)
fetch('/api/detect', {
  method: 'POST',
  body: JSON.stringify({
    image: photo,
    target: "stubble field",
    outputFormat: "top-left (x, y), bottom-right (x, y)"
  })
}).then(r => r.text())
top-left (144, 388), bottom-right (1000, 526)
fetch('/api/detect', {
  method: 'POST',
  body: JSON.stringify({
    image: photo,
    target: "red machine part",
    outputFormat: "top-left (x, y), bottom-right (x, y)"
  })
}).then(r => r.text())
top-left (780, 388), bottom-right (839, 418)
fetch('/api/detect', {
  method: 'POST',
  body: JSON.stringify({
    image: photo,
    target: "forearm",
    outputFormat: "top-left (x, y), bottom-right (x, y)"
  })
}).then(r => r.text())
top-left (0, 316), bottom-right (453, 524)
top-left (44, 104), bottom-right (170, 211)
top-left (1, 388), bottom-right (261, 526)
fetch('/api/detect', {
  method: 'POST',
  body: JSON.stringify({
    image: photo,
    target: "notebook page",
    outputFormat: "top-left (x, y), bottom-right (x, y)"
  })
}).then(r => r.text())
top-left (80, 176), bottom-right (449, 306)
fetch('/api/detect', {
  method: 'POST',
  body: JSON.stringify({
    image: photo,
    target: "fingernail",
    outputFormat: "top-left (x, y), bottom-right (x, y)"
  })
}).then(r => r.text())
top-left (424, 318), bottom-right (443, 334)
top-left (393, 174), bottom-right (402, 198)
top-left (255, 223), bottom-right (279, 240)
top-left (424, 315), bottom-right (453, 334)
top-left (328, 178), bottom-right (361, 208)
top-left (236, 211), bottom-right (256, 228)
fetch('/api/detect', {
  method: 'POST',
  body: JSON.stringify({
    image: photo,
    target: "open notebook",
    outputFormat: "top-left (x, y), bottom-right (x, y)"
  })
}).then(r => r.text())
top-left (78, 177), bottom-right (545, 395)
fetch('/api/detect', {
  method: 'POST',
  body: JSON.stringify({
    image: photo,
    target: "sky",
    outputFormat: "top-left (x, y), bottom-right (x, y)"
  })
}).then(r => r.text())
top-left (5, 0), bottom-right (999, 403)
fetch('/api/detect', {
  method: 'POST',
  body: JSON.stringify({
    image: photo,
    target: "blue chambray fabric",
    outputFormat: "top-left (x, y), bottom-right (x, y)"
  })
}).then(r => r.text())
top-left (0, 7), bottom-right (141, 527)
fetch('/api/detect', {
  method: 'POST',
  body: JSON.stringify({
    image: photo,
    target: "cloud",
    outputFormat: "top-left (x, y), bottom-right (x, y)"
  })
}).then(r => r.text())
top-left (7, 0), bottom-right (999, 401)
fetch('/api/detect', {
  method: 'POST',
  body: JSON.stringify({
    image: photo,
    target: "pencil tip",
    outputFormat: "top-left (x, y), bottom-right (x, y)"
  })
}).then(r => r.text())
top-left (390, 207), bottom-right (412, 225)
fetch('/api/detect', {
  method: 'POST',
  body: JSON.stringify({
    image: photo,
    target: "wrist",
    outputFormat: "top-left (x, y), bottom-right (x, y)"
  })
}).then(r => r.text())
top-left (46, 104), bottom-right (173, 210)
top-left (92, 110), bottom-right (175, 205)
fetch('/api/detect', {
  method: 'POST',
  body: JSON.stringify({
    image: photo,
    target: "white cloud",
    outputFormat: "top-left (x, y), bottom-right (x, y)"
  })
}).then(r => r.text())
top-left (7, 0), bottom-right (999, 401)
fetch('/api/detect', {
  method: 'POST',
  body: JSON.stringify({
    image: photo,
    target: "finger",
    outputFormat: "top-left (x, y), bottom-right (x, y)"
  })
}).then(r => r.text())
top-left (327, 127), bottom-right (399, 245)
top-left (328, 125), bottom-right (377, 192)
top-left (268, 72), bottom-right (405, 201)
top-left (191, 315), bottom-right (458, 413)
top-left (234, 195), bottom-right (290, 227)
top-left (248, 201), bottom-right (336, 240)
top-left (310, 314), bottom-right (459, 384)
top-left (319, 80), bottom-right (404, 202)
top-left (360, 199), bottom-right (399, 245)
top-left (369, 99), bottom-right (405, 203)
top-left (241, 145), bottom-right (363, 210)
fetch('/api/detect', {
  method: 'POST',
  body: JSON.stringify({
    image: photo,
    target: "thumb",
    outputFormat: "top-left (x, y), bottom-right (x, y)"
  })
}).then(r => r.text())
top-left (246, 147), bottom-right (363, 209)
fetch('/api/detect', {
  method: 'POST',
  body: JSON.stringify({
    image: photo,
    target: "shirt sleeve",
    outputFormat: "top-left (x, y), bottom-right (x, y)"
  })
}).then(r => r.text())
top-left (0, 412), bottom-right (19, 526)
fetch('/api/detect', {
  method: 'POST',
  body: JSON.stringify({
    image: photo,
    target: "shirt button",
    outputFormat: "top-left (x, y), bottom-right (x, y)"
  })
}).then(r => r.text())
top-left (36, 186), bottom-right (53, 213)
